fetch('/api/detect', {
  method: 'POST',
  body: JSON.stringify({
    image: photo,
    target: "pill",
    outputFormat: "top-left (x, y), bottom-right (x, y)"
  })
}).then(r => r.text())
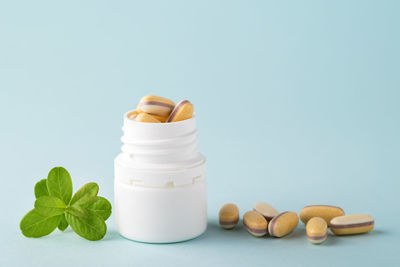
top-left (134, 113), bottom-right (161, 123)
top-left (330, 214), bottom-right (374, 235)
top-left (219, 203), bottom-right (239, 229)
top-left (167, 100), bottom-right (194, 122)
top-left (137, 95), bottom-right (175, 117)
top-left (253, 202), bottom-right (279, 221)
top-left (148, 113), bottom-right (168, 122)
top-left (243, 211), bottom-right (268, 237)
top-left (300, 205), bottom-right (344, 226)
top-left (306, 217), bottom-right (328, 244)
top-left (127, 110), bottom-right (140, 120)
top-left (268, 211), bottom-right (299, 238)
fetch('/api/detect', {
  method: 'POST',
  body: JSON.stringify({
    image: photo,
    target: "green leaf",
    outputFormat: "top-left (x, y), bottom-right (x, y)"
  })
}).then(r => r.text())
top-left (69, 183), bottom-right (99, 206)
top-left (58, 214), bottom-right (68, 231)
top-left (34, 179), bottom-right (49, 198)
top-left (67, 205), bottom-right (88, 219)
top-left (84, 196), bottom-right (112, 221)
top-left (34, 196), bottom-right (66, 217)
top-left (65, 209), bottom-right (107, 241)
top-left (47, 167), bottom-right (73, 204)
top-left (21, 166), bottom-right (111, 241)
top-left (20, 209), bottom-right (61, 238)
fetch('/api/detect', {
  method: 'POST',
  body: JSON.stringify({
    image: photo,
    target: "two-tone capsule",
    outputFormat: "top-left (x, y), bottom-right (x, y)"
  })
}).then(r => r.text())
top-left (131, 95), bottom-right (195, 123)
top-left (330, 214), bottom-right (374, 235)
top-left (300, 205), bottom-right (344, 226)
top-left (219, 203), bottom-right (239, 229)
top-left (306, 217), bottom-right (328, 244)
top-left (167, 100), bottom-right (194, 122)
top-left (243, 211), bottom-right (268, 237)
top-left (268, 211), bottom-right (299, 238)
top-left (137, 95), bottom-right (175, 119)
top-left (253, 202), bottom-right (279, 221)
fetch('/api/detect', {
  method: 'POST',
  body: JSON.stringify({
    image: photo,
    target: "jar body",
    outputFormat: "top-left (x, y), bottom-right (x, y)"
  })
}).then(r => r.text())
top-left (114, 157), bottom-right (207, 243)
top-left (114, 114), bottom-right (207, 243)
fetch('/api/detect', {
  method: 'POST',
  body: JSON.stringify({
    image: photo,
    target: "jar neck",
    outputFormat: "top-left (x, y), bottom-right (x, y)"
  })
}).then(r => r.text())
top-left (120, 112), bottom-right (203, 167)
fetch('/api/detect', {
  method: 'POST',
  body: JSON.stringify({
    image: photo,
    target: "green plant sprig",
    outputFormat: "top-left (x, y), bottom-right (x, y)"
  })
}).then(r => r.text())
top-left (20, 167), bottom-right (112, 241)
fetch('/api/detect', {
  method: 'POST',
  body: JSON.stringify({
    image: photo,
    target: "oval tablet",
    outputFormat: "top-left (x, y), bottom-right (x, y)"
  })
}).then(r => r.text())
top-left (253, 202), bottom-right (279, 221)
top-left (268, 211), bottom-right (299, 238)
top-left (300, 205), bottom-right (344, 226)
top-left (167, 100), bottom-right (194, 122)
top-left (135, 113), bottom-right (161, 123)
top-left (219, 203), bottom-right (239, 229)
top-left (330, 214), bottom-right (374, 235)
top-left (137, 95), bottom-right (175, 117)
top-left (243, 211), bottom-right (268, 237)
top-left (306, 217), bottom-right (328, 244)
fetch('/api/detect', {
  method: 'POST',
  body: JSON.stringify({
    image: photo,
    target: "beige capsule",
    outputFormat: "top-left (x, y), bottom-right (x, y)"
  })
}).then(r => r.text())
top-left (243, 211), bottom-right (268, 237)
top-left (306, 217), bottom-right (328, 244)
top-left (167, 100), bottom-right (194, 122)
top-left (268, 211), bottom-right (299, 238)
top-left (330, 214), bottom-right (374, 235)
top-left (137, 95), bottom-right (175, 117)
top-left (134, 113), bottom-right (161, 123)
top-left (219, 203), bottom-right (239, 229)
top-left (253, 202), bottom-right (279, 221)
top-left (300, 205), bottom-right (344, 226)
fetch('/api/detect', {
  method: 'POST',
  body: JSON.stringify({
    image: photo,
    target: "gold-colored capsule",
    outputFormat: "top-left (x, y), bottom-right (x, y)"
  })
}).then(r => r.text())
top-left (330, 214), bottom-right (374, 235)
top-left (268, 211), bottom-right (299, 238)
top-left (167, 100), bottom-right (194, 122)
top-left (300, 205), bottom-right (344, 226)
top-left (243, 211), bottom-right (268, 237)
top-left (219, 203), bottom-right (239, 229)
top-left (306, 217), bottom-right (328, 244)
top-left (134, 113), bottom-right (161, 123)
top-left (127, 110), bottom-right (140, 120)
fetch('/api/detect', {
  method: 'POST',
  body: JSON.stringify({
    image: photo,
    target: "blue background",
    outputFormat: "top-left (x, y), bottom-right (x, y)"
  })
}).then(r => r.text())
top-left (1, 0), bottom-right (399, 266)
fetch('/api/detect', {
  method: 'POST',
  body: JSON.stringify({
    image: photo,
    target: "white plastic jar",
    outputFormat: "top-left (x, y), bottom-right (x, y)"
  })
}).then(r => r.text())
top-left (114, 111), bottom-right (207, 243)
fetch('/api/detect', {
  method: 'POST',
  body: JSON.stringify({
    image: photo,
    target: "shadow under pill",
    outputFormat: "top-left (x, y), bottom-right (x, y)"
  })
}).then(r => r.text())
top-left (327, 228), bottom-right (383, 239)
top-left (283, 227), bottom-right (305, 240)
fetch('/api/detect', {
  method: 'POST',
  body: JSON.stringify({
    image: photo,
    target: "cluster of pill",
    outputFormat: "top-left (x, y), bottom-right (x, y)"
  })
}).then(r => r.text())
top-left (219, 202), bottom-right (374, 244)
top-left (127, 95), bottom-right (194, 123)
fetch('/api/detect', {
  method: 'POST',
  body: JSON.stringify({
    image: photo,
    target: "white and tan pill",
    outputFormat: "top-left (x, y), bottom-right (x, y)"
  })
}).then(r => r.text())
top-left (137, 95), bottom-right (175, 117)
top-left (219, 203), bottom-right (239, 229)
top-left (306, 217), bottom-right (328, 244)
top-left (167, 100), bottom-right (194, 122)
top-left (253, 202), bottom-right (279, 221)
top-left (330, 214), bottom-right (374, 235)
top-left (268, 211), bottom-right (299, 237)
top-left (134, 113), bottom-right (161, 123)
top-left (243, 211), bottom-right (268, 237)
top-left (300, 205), bottom-right (344, 226)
